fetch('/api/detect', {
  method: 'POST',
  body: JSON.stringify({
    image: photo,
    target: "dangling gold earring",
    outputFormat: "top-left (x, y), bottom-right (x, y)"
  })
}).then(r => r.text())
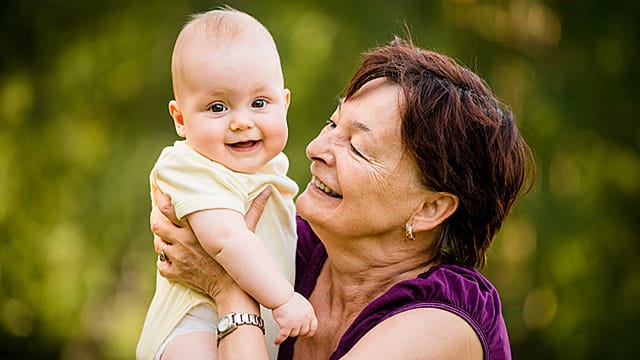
top-left (405, 222), bottom-right (415, 241)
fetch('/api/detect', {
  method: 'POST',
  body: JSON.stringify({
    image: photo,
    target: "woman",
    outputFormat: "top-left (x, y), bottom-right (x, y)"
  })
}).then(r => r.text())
top-left (151, 37), bottom-right (534, 359)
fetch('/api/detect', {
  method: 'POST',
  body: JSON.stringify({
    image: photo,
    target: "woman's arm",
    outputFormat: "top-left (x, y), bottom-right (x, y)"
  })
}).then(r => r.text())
top-left (341, 308), bottom-right (482, 360)
top-left (157, 190), bottom-right (316, 343)
top-left (151, 188), bottom-right (271, 359)
top-left (214, 276), bottom-right (270, 359)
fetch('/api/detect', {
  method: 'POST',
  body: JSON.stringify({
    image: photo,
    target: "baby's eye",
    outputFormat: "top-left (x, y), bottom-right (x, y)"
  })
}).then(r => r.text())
top-left (252, 99), bottom-right (267, 108)
top-left (209, 103), bottom-right (227, 113)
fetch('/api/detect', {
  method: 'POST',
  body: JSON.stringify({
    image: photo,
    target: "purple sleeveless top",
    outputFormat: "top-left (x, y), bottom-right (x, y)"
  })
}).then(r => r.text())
top-left (278, 216), bottom-right (511, 360)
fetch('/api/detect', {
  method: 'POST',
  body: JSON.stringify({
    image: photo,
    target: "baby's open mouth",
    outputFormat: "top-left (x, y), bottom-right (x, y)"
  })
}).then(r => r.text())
top-left (229, 140), bottom-right (260, 149)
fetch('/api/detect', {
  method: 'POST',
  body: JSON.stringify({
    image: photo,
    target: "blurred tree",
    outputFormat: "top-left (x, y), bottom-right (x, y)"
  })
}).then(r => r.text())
top-left (1, 0), bottom-right (637, 359)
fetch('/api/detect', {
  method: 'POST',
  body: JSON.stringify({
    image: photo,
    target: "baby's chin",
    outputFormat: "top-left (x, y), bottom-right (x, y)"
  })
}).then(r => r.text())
top-left (221, 157), bottom-right (270, 174)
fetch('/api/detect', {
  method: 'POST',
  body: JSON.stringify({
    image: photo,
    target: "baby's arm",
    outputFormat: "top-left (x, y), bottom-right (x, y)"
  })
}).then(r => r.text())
top-left (187, 209), bottom-right (317, 343)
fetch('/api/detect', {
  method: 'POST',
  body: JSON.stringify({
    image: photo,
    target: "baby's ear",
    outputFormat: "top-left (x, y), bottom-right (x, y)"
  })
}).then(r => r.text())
top-left (168, 100), bottom-right (186, 137)
top-left (283, 89), bottom-right (291, 110)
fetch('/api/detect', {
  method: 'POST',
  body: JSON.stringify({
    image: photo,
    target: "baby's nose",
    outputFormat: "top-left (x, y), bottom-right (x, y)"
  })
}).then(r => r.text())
top-left (230, 115), bottom-right (254, 130)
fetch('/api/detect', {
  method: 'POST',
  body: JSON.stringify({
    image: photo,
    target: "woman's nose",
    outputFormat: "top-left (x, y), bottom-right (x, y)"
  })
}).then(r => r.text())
top-left (306, 129), bottom-right (336, 166)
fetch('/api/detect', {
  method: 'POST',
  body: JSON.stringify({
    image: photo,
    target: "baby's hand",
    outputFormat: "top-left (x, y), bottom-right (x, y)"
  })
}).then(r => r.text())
top-left (272, 292), bottom-right (318, 344)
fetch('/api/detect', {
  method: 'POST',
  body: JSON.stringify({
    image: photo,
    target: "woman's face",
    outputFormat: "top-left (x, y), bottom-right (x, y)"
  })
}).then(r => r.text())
top-left (296, 78), bottom-right (430, 241)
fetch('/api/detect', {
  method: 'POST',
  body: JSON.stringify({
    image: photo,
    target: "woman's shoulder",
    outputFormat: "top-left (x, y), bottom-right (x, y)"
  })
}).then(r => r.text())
top-left (418, 264), bottom-right (501, 305)
top-left (383, 264), bottom-right (511, 359)
top-left (346, 264), bottom-right (510, 359)
top-left (366, 264), bottom-right (502, 322)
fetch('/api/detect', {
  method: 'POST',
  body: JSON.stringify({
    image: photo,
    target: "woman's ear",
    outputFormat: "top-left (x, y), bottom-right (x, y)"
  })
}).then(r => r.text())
top-left (410, 191), bottom-right (459, 233)
top-left (168, 100), bottom-right (186, 137)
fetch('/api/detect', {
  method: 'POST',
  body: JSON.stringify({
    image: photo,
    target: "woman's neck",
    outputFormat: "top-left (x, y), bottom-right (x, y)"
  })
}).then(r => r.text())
top-left (294, 229), bottom-right (435, 360)
top-left (318, 229), bottom-right (434, 311)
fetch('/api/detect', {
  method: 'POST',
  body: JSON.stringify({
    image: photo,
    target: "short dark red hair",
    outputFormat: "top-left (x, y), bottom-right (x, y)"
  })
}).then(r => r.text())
top-left (344, 37), bottom-right (535, 268)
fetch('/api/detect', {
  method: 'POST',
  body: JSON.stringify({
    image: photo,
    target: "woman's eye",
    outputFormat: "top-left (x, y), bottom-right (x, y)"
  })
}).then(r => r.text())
top-left (325, 119), bottom-right (336, 128)
top-left (252, 99), bottom-right (267, 108)
top-left (351, 144), bottom-right (365, 158)
top-left (209, 103), bottom-right (226, 113)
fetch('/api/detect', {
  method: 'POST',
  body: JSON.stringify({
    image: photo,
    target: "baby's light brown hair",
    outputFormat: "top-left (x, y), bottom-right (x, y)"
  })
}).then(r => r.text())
top-left (170, 7), bottom-right (281, 101)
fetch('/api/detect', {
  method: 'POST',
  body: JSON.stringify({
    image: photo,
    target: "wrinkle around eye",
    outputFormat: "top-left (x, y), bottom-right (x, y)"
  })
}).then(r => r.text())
top-left (360, 157), bottom-right (391, 192)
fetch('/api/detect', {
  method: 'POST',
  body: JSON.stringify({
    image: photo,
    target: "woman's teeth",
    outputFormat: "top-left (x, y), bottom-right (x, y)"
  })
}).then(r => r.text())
top-left (312, 176), bottom-right (342, 198)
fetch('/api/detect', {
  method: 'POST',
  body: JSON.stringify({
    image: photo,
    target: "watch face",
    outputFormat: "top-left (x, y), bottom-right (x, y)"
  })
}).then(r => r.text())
top-left (218, 316), bottom-right (230, 332)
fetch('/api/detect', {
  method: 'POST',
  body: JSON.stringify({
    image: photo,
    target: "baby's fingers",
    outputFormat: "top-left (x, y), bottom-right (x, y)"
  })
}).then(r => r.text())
top-left (296, 323), bottom-right (311, 339)
top-left (274, 329), bottom-right (290, 345)
top-left (301, 317), bottom-right (318, 338)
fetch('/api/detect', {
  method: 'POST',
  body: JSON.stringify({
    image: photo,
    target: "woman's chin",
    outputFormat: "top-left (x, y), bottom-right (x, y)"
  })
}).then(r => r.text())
top-left (295, 184), bottom-right (324, 219)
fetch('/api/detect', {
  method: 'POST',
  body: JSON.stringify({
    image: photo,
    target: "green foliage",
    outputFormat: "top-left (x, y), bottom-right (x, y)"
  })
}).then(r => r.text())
top-left (1, 0), bottom-right (638, 358)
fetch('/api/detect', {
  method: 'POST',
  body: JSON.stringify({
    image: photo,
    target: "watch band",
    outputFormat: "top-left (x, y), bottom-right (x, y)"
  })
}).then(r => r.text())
top-left (217, 312), bottom-right (265, 344)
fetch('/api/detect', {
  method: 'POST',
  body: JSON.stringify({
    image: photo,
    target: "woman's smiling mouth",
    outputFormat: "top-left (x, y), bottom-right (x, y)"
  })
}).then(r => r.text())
top-left (312, 175), bottom-right (342, 198)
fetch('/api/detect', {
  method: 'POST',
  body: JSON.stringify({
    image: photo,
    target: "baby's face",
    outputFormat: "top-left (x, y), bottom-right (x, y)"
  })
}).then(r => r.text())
top-left (172, 36), bottom-right (289, 174)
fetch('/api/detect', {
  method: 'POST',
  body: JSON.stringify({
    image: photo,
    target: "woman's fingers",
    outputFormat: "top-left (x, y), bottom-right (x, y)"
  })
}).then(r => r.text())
top-left (153, 188), bottom-right (186, 227)
top-left (151, 203), bottom-right (199, 248)
top-left (151, 187), bottom-right (255, 301)
top-left (150, 206), bottom-right (175, 245)
top-left (245, 186), bottom-right (272, 232)
top-left (157, 250), bottom-right (175, 279)
top-left (153, 234), bottom-right (168, 255)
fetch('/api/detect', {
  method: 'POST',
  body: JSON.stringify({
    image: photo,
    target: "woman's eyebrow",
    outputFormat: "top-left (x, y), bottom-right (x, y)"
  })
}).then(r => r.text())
top-left (337, 98), bottom-right (372, 134)
top-left (350, 120), bottom-right (371, 133)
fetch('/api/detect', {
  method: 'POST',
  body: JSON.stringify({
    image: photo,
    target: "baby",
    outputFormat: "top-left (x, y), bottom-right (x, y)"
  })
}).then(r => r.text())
top-left (136, 8), bottom-right (316, 360)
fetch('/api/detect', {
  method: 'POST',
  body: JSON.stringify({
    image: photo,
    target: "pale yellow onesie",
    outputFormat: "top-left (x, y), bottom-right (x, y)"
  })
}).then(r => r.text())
top-left (136, 140), bottom-right (298, 360)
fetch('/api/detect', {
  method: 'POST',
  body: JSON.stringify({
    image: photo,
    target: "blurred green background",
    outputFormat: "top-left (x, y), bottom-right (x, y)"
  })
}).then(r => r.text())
top-left (1, 0), bottom-right (638, 358)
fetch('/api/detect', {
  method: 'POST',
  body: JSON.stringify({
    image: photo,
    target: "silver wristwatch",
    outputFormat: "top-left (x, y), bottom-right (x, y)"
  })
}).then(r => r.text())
top-left (217, 312), bottom-right (265, 343)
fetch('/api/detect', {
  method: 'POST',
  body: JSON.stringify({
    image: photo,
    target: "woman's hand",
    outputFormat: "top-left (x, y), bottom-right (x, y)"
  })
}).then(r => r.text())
top-left (151, 188), bottom-right (272, 359)
top-left (151, 186), bottom-right (272, 298)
